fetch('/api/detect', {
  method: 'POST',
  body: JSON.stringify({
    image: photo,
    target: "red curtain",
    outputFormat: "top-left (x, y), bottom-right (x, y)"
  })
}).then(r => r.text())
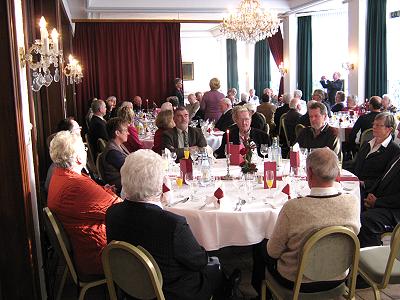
top-left (73, 22), bottom-right (182, 123)
top-left (267, 28), bottom-right (284, 97)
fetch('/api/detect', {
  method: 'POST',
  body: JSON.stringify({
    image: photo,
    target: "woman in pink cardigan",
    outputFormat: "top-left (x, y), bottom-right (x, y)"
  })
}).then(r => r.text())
top-left (200, 77), bottom-right (225, 122)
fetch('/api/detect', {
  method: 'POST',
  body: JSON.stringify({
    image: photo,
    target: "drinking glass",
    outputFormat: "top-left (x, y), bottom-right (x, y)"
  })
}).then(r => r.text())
top-left (260, 144), bottom-right (268, 161)
top-left (170, 150), bottom-right (177, 163)
top-left (183, 147), bottom-right (190, 159)
top-left (175, 171), bottom-right (184, 197)
top-left (185, 172), bottom-right (198, 201)
top-left (266, 170), bottom-right (274, 199)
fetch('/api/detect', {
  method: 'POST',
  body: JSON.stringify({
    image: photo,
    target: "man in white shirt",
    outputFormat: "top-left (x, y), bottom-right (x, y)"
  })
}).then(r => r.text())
top-left (248, 89), bottom-right (260, 106)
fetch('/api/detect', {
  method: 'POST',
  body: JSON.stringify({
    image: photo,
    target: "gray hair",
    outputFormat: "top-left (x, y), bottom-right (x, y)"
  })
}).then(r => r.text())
top-left (49, 131), bottom-right (86, 168)
top-left (120, 101), bottom-right (133, 109)
top-left (121, 150), bottom-right (165, 201)
top-left (347, 94), bottom-right (358, 104)
top-left (375, 112), bottom-right (396, 129)
top-left (240, 93), bottom-right (248, 102)
top-left (244, 102), bottom-right (256, 113)
top-left (306, 148), bottom-right (339, 182)
top-left (221, 97), bottom-right (232, 106)
top-left (91, 99), bottom-right (105, 113)
top-left (282, 93), bottom-right (291, 104)
top-left (382, 94), bottom-right (391, 103)
top-left (232, 105), bottom-right (250, 123)
top-left (106, 96), bottom-right (116, 102)
top-left (293, 89), bottom-right (303, 99)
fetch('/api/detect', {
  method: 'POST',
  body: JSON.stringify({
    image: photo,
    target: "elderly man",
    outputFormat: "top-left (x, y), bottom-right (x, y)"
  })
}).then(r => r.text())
top-left (88, 99), bottom-right (108, 157)
top-left (132, 95), bottom-right (142, 112)
top-left (215, 98), bottom-right (234, 132)
top-left (320, 72), bottom-right (344, 106)
top-left (382, 94), bottom-right (397, 113)
top-left (248, 88), bottom-right (260, 106)
top-left (106, 150), bottom-right (240, 300)
top-left (349, 112), bottom-right (400, 195)
top-left (185, 93), bottom-right (200, 120)
top-left (293, 89), bottom-right (307, 115)
top-left (358, 152), bottom-right (400, 247)
top-left (48, 131), bottom-right (121, 276)
top-left (299, 89), bottom-right (332, 126)
top-left (105, 96), bottom-right (117, 120)
top-left (257, 93), bottom-right (277, 133)
top-left (162, 106), bottom-right (207, 159)
top-left (215, 106), bottom-right (270, 158)
top-left (283, 98), bottom-right (302, 146)
top-left (348, 96), bottom-right (382, 146)
top-left (331, 91), bottom-right (345, 113)
top-left (296, 101), bottom-right (340, 155)
top-left (253, 148), bottom-right (360, 296)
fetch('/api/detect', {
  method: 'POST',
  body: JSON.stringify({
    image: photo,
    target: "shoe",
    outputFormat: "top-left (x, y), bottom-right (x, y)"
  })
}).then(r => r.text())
top-left (226, 268), bottom-right (242, 299)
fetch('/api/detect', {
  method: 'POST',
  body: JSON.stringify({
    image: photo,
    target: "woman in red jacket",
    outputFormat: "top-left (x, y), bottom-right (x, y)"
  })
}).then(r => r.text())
top-left (152, 110), bottom-right (175, 154)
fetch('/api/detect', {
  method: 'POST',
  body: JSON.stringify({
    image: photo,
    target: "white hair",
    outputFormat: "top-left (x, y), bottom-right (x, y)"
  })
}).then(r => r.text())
top-left (120, 101), bottom-right (133, 109)
top-left (306, 148), bottom-right (339, 182)
top-left (294, 89), bottom-right (303, 99)
top-left (244, 102), bottom-right (256, 113)
top-left (121, 149), bottom-right (165, 201)
top-left (49, 131), bottom-right (86, 168)
top-left (282, 93), bottom-right (291, 104)
top-left (240, 93), bottom-right (248, 102)
top-left (160, 102), bottom-right (173, 112)
top-left (221, 97), bottom-right (232, 106)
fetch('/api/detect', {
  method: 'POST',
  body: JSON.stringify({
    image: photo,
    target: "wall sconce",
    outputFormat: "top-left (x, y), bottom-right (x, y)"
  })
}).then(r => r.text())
top-left (64, 55), bottom-right (83, 85)
top-left (278, 62), bottom-right (288, 77)
top-left (342, 62), bottom-right (354, 71)
top-left (20, 17), bottom-right (63, 91)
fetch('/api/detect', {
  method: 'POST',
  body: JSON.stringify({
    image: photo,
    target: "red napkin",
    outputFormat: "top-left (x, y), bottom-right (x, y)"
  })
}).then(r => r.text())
top-left (162, 183), bottom-right (170, 193)
top-left (336, 175), bottom-right (359, 182)
top-left (214, 188), bottom-right (224, 199)
top-left (290, 151), bottom-right (300, 167)
top-left (282, 184), bottom-right (290, 199)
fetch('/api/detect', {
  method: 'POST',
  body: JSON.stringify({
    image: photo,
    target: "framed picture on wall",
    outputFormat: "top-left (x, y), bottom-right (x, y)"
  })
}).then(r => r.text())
top-left (182, 62), bottom-right (194, 81)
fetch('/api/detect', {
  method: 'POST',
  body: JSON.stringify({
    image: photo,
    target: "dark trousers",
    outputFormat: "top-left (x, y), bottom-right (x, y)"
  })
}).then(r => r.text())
top-left (251, 240), bottom-right (344, 298)
top-left (358, 208), bottom-right (400, 248)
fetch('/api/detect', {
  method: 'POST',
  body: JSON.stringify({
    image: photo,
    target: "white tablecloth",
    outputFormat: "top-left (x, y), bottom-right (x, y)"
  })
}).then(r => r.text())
top-left (164, 159), bottom-right (360, 251)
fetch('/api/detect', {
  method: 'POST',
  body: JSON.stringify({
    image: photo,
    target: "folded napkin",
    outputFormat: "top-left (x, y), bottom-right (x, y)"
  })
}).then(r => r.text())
top-left (336, 175), bottom-right (359, 182)
top-left (206, 187), bottom-right (224, 209)
top-left (161, 177), bottom-right (173, 205)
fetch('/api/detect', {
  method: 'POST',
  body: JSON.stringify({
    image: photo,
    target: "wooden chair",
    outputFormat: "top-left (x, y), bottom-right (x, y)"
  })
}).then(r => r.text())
top-left (43, 207), bottom-right (106, 300)
top-left (295, 124), bottom-right (305, 140)
top-left (358, 223), bottom-right (400, 300)
top-left (359, 128), bottom-right (373, 146)
top-left (102, 240), bottom-right (165, 300)
top-left (84, 133), bottom-right (98, 175)
top-left (281, 116), bottom-right (291, 148)
top-left (261, 226), bottom-right (360, 300)
top-left (96, 152), bottom-right (105, 181)
top-left (97, 138), bottom-right (107, 153)
top-left (278, 113), bottom-right (287, 141)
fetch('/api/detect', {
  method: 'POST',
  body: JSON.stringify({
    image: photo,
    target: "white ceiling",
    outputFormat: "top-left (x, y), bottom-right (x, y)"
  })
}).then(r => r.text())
top-left (64, 0), bottom-right (345, 21)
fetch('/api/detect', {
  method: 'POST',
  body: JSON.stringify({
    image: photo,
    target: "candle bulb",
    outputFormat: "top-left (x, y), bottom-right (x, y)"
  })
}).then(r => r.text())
top-left (146, 99), bottom-right (149, 111)
top-left (39, 17), bottom-right (49, 54)
top-left (51, 28), bottom-right (59, 53)
top-left (226, 129), bottom-right (230, 155)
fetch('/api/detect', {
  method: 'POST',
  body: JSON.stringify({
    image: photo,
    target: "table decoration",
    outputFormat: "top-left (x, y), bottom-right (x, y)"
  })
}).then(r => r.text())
top-left (239, 138), bottom-right (258, 174)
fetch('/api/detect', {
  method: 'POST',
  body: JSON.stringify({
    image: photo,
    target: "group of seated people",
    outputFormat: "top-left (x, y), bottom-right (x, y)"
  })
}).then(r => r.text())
top-left (44, 83), bottom-right (400, 299)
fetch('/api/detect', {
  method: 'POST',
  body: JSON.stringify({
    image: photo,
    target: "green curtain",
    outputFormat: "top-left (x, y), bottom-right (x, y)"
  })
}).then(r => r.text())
top-left (365, 0), bottom-right (387, 98)
top-left (297, 16), bottom-right (313, 101)
top-left (226, 39), bottom-right (239, 94)
top-left (254, 39), bottom-right (270, 98)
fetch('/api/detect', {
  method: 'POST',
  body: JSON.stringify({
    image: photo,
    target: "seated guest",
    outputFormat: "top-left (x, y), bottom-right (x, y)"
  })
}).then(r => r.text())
top-left (106, 150), bottom-right (238, 300)
top-left (105, 96), bottom-right (117, 120)
top-left (348, 96), bottom-right (382, 145)
top-left (162, 107), bottom-right (207, 159)
top-left (116, 100), bottom-right (133, 114)
top-left (297, 88), bottom-right (332, 127)
top-left (283, 98), bottom-right (302, 146)
top-left (88, 99), bottom-right (108, 158)
top-left (215, 98), bottom-right (234, 132)
top-left (185, 93), bottom-right (200, 120)
top-left (248, 88), bottom-right (260, 106)
top-left (358, 153), bottom-right (400, 247)
top-left (253, 148), bottom-right (360, 296)
top-left (215, 106), bottom-right (270, 158)
top-left (48, 131), bottom-right (121, 276)
top-left (165, 96), bottom-right (179, 109)
top-left (132, 95), bottom-right (142, 112)
top-left (382, 94), bottom-right (397, 113)
top-left (343, 94), bottom-right (360, 112)
top-left (101, 118), bottom-right (130, 194)
top-left (274, 93), bottom-right (290, 135)
top-left (245, 103), bottom-right (266, 131)
top-left (257, 93), bottom-right (277, 133)
top-left (350, 112), bottom-right (400, 193)
top-left (237, 92), bottom-right (249, 106)
top-left (193, 91), bottom-right (205, 121)
top-left (152, 110), bottom-right (175, 154)
top-left (296, 101), bottom-right (340, 155)
top-left (293, 89), bottom-right (307, 115)
top-left (117, 106), bottom-right (143, 153)
top-left (160, 101), bottom-right (173, 112)
top-left (85, 97), bottom-right (97, 127)
top-left (227, 87), bottom-right (239, 106)
top-left (331, 91), bottom-right (345, 113)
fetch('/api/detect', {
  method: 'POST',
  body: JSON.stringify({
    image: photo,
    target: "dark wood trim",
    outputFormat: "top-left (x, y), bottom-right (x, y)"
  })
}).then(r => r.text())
top-left (0, 0), bottom-right (41, 298)
top-left (72, 18), bottom-right (221, 23)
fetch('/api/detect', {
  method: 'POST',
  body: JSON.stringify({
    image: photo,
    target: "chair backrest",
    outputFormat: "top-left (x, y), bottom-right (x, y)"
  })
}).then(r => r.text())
top-left (102, 241), bottom-right (165, 300)
top-left (43, 207), bottom-right (79, 285)
top-left (84, 133), bottom-right (98, 175)
top-left (97, 138), bottom-right (107, 153)
top-left (292, 226), bottom-right (360, 300)
top-left (381, 223), bottom-right (400, 287)
top-left (264, 123), bottom-right (270, 135)
top-left (96, 152), bottom-right (105, 181)
top-left (295, 124), bottom-right (305, 139)
top-left (278, 113), bottom-right (287, 138)
top-left (281, 116), bottom-right (291, 147)
top-left (360, 128), bottom-right (374, 145)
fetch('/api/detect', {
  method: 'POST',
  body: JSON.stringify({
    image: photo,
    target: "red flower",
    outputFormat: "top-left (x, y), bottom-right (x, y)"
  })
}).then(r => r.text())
top-left (240, 148), bottom-right (248, 156)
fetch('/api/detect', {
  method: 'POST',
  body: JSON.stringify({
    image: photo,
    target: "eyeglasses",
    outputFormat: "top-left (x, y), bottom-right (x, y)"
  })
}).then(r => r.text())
top-left (372, 123), bottom-right (387, 128)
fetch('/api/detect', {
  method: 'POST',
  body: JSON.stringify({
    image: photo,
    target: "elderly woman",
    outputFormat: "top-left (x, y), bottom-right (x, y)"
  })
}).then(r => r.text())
top-left (331, 91), bottom-right (345, 113)
top-left (244, 102), bottom-right (266, 131)
top-left (215, 105), bottom-right (270, 158)
top-left (343, 94), bottom-right (360, 112)
top-left (201, 78), bottom-right (225, 122)
top-left (47, 131), bottom-right (121, 276)
top-left (152, 110), bottom-right (175, 154)
top-left (117, 106), bottom-right (143, 152)
top-left (106, 149), bottom-right (230, 300)
top-left (101, 118), bottom-right (130, 193)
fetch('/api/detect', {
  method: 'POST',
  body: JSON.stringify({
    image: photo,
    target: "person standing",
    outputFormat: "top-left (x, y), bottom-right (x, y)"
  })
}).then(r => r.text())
top-left (173, 78), bottom-right (184, 107)
top-left (320, 72), bottom-right (344, 106)
top-left (201, 78), bottom-right (225, 122)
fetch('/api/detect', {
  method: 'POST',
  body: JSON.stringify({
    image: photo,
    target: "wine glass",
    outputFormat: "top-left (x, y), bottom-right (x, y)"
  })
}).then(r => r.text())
top-left (266, 170), bottom-right (274, 199)
top-left (185, 172), bottom-right (198, 201)
top-left (175, 171), bottom-right (184, 197)
top-left (183, 147), bottom-right (190, 160)
top-left (260, 144), bottom-right (268, 161)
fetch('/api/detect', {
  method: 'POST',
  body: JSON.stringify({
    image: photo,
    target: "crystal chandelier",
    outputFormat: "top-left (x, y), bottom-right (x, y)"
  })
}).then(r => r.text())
top-left (220, 0), bottom-right (281, 44)
top-left (64, 55), bottom-right (83, 85)
top-left (20, 17), bottom-right (63, 92)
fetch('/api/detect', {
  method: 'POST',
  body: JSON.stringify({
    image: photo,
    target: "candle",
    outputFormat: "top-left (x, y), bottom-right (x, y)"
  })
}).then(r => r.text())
top-left (51, 28), bottom-right (59, 52)
top-left (146, 99), bottom-right (149, 111)
top-left (39, 17), bottom-right (48, 42)
top-left (226, 129), bottom-right (230, 155)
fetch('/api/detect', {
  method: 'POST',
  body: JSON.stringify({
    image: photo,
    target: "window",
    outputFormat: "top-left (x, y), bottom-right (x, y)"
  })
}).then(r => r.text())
top-left (387, 0), bottom-right (400, 107)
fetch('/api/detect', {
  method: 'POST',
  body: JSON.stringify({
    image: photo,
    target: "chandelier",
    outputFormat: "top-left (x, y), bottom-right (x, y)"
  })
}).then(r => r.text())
top-left (64, 55), bottom-right (83, 85)
top-left (220, 0), bottom-right (281, 44)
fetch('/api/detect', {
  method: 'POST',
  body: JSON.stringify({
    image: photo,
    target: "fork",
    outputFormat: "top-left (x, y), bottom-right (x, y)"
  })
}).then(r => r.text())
top-left (169, 197), bottom-right (189, 207)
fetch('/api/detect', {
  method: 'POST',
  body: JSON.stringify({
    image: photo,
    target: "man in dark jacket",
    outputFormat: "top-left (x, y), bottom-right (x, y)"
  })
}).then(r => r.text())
top-left (320, 72), bottom-right (344, 106)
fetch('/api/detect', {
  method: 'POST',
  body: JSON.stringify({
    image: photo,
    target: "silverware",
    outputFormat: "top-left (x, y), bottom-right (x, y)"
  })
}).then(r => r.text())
top-left (170, 197), bottom-right (189, 207)
top-left (234, 199), bottom-right (241, 211)
top-left (199, 203), bottom-right (207, 210)
top-left (238, 198), bottom-right (246, 211)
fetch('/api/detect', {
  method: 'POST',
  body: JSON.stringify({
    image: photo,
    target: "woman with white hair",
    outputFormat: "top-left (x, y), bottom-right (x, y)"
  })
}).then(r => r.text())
top-left (48, 131), bottom-right (121, 276)
top-left (106, 149), bottom-right (230, 300)
top-left (244, 102), bottom-right (266, 131)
